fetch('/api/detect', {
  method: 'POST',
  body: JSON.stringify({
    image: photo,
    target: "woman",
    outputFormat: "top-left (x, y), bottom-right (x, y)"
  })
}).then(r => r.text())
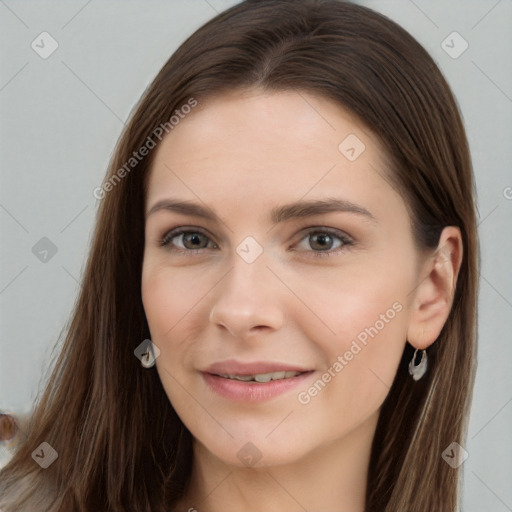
top-left (0, 0), bottom-right (478, 510)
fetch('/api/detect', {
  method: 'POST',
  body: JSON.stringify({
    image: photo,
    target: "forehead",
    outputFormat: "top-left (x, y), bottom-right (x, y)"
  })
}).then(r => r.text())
top-left (145, 89), bottom-right (401, 222)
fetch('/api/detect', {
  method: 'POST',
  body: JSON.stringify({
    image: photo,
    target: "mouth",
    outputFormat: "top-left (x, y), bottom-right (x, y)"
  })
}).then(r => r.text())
top-left (201, 360), bottom-right (315, 402)
top-left (214, 370), bottom-right (305, 382)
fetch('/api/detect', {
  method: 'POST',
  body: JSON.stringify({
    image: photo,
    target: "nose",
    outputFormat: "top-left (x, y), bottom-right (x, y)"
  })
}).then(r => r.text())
top-left (209, 253), bottom-right (285, 341)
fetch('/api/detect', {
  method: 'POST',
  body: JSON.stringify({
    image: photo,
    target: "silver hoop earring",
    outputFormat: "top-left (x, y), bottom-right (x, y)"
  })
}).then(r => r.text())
top-left (408, 348), bottom-right (428, 381)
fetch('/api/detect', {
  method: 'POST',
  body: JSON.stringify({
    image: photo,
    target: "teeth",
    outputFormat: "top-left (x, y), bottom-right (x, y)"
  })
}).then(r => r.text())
top-left (254, 373), bottom-right (272, 383)
top-left (218, 371), bottom-right (302, 382)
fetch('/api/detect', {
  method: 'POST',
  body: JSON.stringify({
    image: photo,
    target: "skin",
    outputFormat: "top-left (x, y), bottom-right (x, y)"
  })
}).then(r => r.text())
top-left (141, 89), bottom-right (462, 512)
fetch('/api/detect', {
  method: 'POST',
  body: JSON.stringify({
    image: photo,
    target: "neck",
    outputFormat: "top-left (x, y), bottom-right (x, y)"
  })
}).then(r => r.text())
top-left (174, 411), bottom-right (378, 512)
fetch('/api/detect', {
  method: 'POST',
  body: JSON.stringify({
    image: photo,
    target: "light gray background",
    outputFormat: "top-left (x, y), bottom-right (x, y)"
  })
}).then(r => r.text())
top-left (1, 1), bottom-right (511, 510)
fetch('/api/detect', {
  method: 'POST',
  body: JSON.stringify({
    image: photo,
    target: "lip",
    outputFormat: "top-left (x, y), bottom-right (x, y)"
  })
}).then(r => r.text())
top-left (202, 359), bottom-right (315, 403)
top-left (204, 359), bottom-right (312, 376)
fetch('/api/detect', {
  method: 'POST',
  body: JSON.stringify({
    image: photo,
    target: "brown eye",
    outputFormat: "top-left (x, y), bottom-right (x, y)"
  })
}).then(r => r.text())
top-left (308, 232), bottom-right (336, 251)
top-left (160, 228), bottom-right (216, 253)
top-left (179, 232), bottom-right (210, 250)
top-left (294, 228), bottom-right (354, 258)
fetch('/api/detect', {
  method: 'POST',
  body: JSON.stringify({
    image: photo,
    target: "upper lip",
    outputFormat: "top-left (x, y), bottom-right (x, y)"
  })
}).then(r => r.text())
top-left (203, 359), bottom-right (313, 376)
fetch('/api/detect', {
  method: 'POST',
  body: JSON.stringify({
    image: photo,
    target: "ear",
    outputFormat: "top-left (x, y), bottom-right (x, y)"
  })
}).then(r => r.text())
top-left (407, 226), bottom-right (463, 350)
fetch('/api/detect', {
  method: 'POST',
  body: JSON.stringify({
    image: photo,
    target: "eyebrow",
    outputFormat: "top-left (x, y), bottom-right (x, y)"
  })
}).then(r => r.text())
top-left (146, 197), bottom-right (377, 225)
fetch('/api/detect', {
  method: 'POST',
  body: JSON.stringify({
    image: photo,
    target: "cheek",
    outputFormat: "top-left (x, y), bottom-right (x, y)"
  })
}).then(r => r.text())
top-left (142, 263), bottom-right (200, 337)
top-left (286, 256), bottom-right (410, 354)
top-left (141, 261), bottom-right (218, 391)
top-left (289, 301), bottom-right (407, 449)
top-left (141, 265), bottom-right (201, 411)
top-left (321, 285), bottom-right (408, 370)
top-left (290, 264), bottom-right (410, 416)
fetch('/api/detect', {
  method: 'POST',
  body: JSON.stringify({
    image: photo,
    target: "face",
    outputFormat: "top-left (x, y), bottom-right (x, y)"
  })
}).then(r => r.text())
top-left (141, 89), bottom-right (422, 468)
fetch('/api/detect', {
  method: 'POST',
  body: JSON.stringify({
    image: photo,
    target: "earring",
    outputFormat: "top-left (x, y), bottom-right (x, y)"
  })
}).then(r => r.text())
top-left (141, 342), bottom-right (157, 368)
top-left (408, 348), bottom-right (428, 381)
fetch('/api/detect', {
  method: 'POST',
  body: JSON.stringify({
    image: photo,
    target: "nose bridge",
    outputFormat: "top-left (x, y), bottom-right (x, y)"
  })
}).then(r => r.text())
top-left (209, 243), bottom-right (284, 336)
top-left (222, 233), bottom-right (273, 299)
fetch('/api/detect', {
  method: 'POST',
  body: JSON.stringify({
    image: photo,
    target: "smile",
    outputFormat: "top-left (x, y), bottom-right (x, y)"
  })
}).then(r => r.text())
top-left (202, 369), bottom-right (314, 402)
top-left (216, 371), bottom-right (303, 382)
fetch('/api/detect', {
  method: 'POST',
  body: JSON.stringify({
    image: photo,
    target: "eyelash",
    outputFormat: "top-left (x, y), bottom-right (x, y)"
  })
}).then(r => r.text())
top-left (158, 225), bottom-right (354, 258)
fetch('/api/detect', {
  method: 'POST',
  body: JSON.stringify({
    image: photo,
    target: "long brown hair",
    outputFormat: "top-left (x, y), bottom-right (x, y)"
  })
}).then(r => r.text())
top-left (0, 1), bottom-right (478, 510)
